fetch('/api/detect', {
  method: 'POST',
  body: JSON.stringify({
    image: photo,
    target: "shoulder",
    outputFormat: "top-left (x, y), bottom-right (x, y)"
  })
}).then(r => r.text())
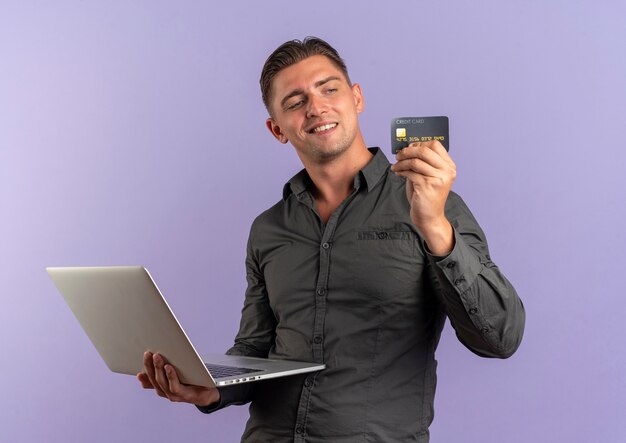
top-left (248, 198), bottom-right (290, 241)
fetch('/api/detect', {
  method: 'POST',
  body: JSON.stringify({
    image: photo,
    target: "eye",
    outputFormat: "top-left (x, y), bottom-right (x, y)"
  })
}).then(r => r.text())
top-left (286, 100), bottom-right (304, 110)
top-left (325, 87), bottom-right (337, 94)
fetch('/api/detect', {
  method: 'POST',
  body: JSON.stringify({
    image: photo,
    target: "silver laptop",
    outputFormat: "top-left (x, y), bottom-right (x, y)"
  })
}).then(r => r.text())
top-left (47, 266), bottom-right (324, 387)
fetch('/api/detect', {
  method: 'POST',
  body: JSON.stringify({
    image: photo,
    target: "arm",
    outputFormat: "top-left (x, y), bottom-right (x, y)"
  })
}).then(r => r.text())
top-left (197, 227), bottom-right (278, 413)
top-left (425, 192), bottom-right (525, 358)
top-left (392, 141), bottom-right (525, 358)
top-left (137, 228), bottom-right (278, 411)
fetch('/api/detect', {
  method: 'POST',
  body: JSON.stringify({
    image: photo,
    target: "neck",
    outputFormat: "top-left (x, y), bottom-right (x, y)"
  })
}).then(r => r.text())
top-left (301, 135), bottom-right (372, 221)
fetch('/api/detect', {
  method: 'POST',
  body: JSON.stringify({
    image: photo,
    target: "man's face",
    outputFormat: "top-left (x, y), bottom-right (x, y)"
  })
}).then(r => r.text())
top-left (266, 55), bottom-right (364, 163)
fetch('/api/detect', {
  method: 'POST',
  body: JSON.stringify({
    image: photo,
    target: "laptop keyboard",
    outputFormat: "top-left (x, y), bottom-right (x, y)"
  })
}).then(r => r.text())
top-left (205, 363), bottom-right (259, 379)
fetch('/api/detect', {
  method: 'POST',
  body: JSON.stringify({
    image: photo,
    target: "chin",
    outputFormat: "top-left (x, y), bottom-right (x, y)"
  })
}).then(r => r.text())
top-left (311, 144), bottom-right (350, 162)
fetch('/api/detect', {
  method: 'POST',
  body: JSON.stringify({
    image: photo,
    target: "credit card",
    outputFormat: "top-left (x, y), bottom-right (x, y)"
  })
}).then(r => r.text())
top-left (391, 116), bottom-right (449, 154)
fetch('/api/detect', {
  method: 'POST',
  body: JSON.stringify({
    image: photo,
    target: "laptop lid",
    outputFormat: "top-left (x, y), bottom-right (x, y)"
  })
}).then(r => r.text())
top-left (46, 266), bottom-right (324, 387)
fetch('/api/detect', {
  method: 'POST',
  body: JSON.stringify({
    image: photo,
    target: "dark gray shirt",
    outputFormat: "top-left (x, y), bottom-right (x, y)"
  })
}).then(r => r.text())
top-left (199, 148), bottom-right (525, 442)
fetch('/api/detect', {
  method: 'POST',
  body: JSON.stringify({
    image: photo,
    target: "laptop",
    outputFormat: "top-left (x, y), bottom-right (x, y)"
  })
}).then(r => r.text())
top-left (46, 266), bottom-right (325, 387)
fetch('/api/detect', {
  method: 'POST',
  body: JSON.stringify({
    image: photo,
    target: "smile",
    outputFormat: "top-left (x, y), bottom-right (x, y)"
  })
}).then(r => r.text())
top-left (310, 123), bottom-right (337, 134)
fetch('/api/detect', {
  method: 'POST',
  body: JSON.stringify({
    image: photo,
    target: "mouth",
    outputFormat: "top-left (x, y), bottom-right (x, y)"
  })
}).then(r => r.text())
top-left (308, 122), bottom-right (338, 134)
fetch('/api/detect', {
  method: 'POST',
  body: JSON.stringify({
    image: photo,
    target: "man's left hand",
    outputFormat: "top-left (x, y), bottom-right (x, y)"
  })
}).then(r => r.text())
top-left (390, 141), bottom-right (456, 256)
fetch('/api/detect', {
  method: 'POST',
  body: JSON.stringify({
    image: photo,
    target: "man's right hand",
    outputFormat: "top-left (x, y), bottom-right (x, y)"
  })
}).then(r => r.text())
top-left (137, 351), bottom-right (221, 407)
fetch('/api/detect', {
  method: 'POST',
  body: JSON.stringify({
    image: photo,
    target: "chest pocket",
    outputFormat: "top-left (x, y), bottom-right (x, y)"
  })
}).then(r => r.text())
top-left (348, 228), bottom-right (425, 301)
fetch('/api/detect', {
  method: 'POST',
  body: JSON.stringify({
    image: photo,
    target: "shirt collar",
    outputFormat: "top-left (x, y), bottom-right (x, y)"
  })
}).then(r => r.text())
top-left (282, 147), bottom-right (390, 201)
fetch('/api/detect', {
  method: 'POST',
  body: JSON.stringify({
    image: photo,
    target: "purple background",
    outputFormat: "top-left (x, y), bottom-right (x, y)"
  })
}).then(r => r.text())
top-left (2, 1), bottom-right (625, 441)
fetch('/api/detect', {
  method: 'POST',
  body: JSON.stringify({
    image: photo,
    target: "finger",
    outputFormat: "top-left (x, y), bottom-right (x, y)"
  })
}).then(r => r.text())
top-left (392, 157), bottom-right (441, 178)
top-left (163, 365), bottom-right (221, 406)
top-left (153, 353), bottom-right (175, 399)
top-left (144, 351), bottom-right (167, 397)
top-left (426, 141), bottom-right (455, 169)
top-left (143, 352), bottom-right (159, 387)
top-left (395, 169), bottom-right (432, 188)
top-left (395, 167), bottom-right (453, 191)
top-left (137, 372), bottom-right (154, 389)
top-left (398, 141), bottom-right (453, 168)
top-left (163, 364), bottom-right (187, 400)
top-left (394, 143), bottom-right (449, 171)
top-left (160, 362), bottom-right (194, 403)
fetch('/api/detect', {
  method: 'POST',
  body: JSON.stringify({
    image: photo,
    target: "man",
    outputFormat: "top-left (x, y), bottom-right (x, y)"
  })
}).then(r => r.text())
top-left (138, 37), bottom-right (525, 442)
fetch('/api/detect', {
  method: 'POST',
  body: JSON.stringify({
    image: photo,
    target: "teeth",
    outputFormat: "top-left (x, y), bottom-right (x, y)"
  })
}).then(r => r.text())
top-left (313, 123), bottom-right (337, 133)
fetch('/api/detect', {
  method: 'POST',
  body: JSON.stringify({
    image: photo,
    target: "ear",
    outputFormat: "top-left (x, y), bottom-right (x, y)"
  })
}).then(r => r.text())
top-left (351, 83), bottom-right (364, 114)
top-left (266, 118), bottom-right (289, 144)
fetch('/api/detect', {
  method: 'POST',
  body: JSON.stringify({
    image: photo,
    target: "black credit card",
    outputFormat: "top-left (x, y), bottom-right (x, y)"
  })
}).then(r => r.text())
top-left (391, 116), bottom-right (449, 154)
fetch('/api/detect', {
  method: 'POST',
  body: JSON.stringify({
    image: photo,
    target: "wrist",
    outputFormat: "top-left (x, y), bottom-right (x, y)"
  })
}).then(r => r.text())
top-left (417, 217), bottom-right (454, 256)
top-left (197, 388), bottom-right (221, 408)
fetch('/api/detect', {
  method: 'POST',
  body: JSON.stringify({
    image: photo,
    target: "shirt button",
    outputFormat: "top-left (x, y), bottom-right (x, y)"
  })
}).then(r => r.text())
top-left (317, 288), bottom-right (326, 296)
top-left (321, 242), bottom-right (330, 249)
top-left (454, 277), bottom-right (465, 286)
top-left (313, 336), bottom-right (322, 344)
top-left (304, 377), bottom-right (313, 388)
top-left (469, 307), bottom-right (478, 315)
top-left (446, 261), bottom-right (456, 269)
top-left (296, 425), bottom-right (304, 434)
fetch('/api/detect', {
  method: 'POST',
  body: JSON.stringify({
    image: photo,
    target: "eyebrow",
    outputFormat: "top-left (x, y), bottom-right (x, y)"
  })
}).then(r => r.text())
top-left (280, 76), bottom-right (341, 108)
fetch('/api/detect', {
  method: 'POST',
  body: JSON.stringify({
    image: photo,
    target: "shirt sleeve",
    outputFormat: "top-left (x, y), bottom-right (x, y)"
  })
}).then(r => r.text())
top-left (197, 225), bottom-right (278, 414)
top-left (424, 191), bottom-right (525, 358)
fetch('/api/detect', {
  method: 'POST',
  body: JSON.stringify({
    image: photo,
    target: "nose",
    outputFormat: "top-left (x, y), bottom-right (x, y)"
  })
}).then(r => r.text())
top-left (305, 94), bottom-right (327, 118)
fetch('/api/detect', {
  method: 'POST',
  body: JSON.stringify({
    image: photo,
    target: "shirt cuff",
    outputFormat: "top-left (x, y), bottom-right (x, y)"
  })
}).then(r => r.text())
top-left (195, 382), bottom-right (254, 414)
top-left (423, 227), bottom-right (483, 293)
